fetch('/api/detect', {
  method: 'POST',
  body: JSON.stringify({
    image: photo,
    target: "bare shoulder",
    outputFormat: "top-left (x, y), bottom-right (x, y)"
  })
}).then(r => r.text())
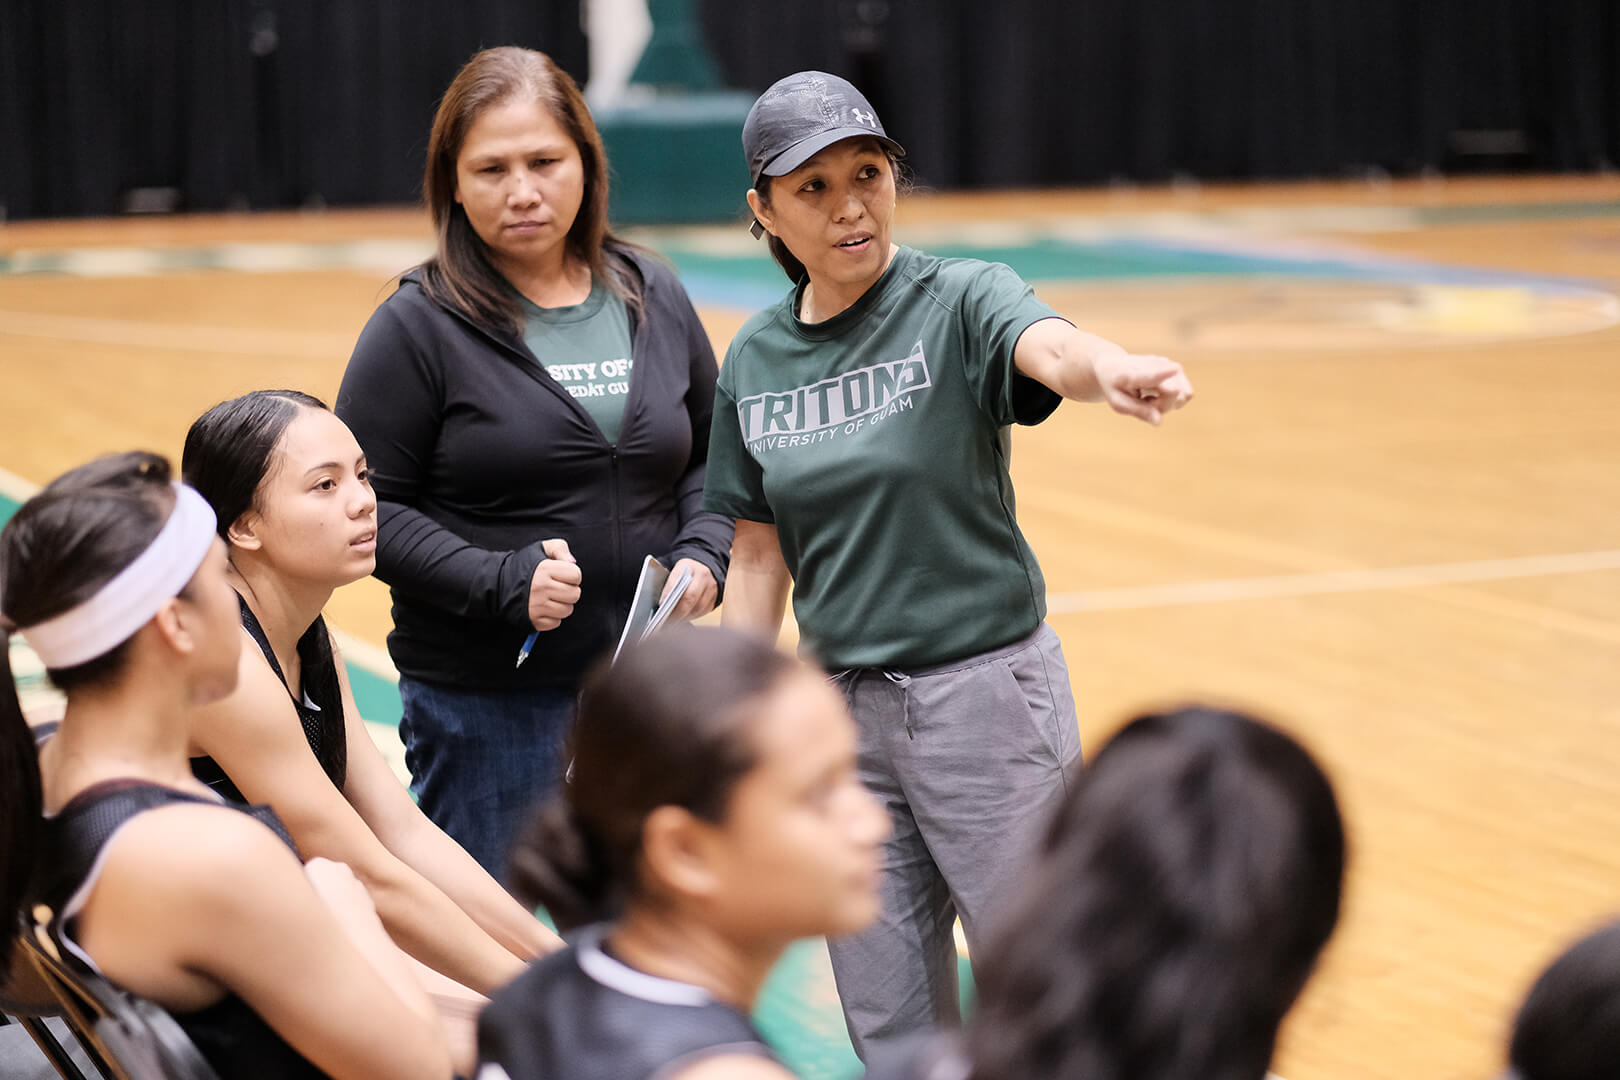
top-left (667, 1053), bottom-right (798, 1080)
top-left (192, 627), bottom-right (296, 733)
top-left (190, 627), bottom-right (322, 767)
top-left (232, 624), bottom-right (296, 706)
top-left (95, 800), bottom-right (304, 910)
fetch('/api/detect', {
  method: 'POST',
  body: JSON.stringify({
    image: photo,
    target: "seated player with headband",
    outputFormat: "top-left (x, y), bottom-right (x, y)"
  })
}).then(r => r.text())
top-left (0, 452), bottom-right (453, 1080)
top-left (182, 390), bottom-right (559, 1000)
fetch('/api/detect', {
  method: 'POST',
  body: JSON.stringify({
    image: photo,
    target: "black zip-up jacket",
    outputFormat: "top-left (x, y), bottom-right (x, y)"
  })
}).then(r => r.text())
top-left (335, 244), bottom-right (733, 690)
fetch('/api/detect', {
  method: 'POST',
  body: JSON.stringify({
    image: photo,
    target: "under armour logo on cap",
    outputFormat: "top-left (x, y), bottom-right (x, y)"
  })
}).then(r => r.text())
top-left (741, 70), bottom-right (908, 235)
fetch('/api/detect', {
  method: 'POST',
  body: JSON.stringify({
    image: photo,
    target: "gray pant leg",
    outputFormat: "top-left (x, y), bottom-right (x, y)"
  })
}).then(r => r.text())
top-left (826, 674), bottom-right (961, 1061)
top-left (827, 625), bottom-right (1083, 1061)
top-left (902, 624), bottom-right (1082, 953)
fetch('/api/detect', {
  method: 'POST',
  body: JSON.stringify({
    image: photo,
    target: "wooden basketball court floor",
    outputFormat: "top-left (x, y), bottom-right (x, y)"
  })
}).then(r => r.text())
top-left (2, 174), bottom-right (1619, 1079)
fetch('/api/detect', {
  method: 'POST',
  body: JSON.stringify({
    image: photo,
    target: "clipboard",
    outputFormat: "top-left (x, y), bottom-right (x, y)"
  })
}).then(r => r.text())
top-left (612, 556), bottom-right (693, 662)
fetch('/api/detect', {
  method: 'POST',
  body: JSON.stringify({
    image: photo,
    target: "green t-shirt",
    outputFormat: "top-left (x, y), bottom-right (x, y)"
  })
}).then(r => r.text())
top-left (521, 281), bottom-right (635, 444)
top-left (703, 245), bottom-right (1065, 669)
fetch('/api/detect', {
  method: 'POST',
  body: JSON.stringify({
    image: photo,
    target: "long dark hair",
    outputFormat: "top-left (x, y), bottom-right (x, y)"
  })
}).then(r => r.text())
top-left (0, 452), bottom-right (181, 971)
top-left (182, 389), bottom-right (342, 741)
top-left (1509, 918), bottom-right (1620, 1080)
top-left (507, 626), bottom-right (798, 931)
top-left (182, 389), bottom-right (327, 541)
top-left (966, 706), bottom-right (1346, 1080)
top-left (420, 46), bottom-right (640, 336)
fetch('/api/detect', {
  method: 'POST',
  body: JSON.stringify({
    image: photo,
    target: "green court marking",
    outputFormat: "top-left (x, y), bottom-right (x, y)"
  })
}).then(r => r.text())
top-left (345, 661), bottom-right (402, 727)
top-left (748, 942), bottom-right (974, 1078)
top-left (661, 236), bottom-right (1360, 285)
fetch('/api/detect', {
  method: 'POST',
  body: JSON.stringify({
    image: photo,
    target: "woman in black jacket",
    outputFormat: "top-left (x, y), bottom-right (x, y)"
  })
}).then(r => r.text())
top-left (336, 46), bottom-right (732, 877)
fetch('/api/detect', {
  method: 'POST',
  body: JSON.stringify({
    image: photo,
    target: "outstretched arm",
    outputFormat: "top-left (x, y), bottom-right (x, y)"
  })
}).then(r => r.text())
top-left (1013, 316), bottom-right (1194, 425)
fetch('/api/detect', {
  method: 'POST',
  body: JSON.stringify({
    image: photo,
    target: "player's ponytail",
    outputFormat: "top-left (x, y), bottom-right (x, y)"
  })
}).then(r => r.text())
top-left (507, 798), bottom-right (610, 932)
top-left (0, 624), bottom-right (43, 973)
top-left (504, 626), bottom-right (797, 931)
top-left (0, 450), bottom-right (180, 970)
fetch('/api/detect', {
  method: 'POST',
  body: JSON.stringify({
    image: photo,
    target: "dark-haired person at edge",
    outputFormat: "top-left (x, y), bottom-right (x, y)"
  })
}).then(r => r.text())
top-left (1504, 918), bottom-right (1620, 1080)
top-left (336, 46), bottom-right (732, 877)
top-left (182, 390), bottom-right (561, 1005)
top-left (704, 71), bottom-right (1196, 1057)
top-left (862, 706), bottom-right (1346, 1080)
top-left (0, 452), bottom-right (453, 1080)
top-left (475, 625), bottom-right (890, 1080)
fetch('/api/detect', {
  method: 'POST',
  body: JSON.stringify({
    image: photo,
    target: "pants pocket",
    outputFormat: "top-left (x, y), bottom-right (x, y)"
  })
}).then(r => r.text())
top-left (1001, 631), bottom-right (1082, 778)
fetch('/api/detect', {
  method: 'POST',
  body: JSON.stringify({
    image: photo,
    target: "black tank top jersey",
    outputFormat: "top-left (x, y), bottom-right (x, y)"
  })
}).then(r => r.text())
top-left (192, 594), bottom-right (347, 801)
top-left (36, 779), bottom-right (328, 1080)
top-left (476, 928), bottom-right (778, 1080)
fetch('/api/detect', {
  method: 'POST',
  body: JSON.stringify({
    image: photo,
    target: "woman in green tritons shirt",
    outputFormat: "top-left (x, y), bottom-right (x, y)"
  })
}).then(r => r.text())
top-left (702, 71), bottom-right (1195, 1060)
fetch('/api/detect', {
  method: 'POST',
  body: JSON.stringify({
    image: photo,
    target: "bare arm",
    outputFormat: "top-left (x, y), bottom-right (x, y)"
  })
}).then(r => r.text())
top-left (718, 520), bottom-right (791, 638)
top-left (78, 806), bottom-right (454, 1080)
top-left (190, 638), bottom-right (526, 994)
top-left (1012, 316), bottom-right (1194, 424)
top-left (332, 641), bottom-right (561, 959)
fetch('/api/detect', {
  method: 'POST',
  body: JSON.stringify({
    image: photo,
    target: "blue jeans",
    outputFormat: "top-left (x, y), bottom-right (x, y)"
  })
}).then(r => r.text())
top-left (397, 675), bottom-right (575, 882)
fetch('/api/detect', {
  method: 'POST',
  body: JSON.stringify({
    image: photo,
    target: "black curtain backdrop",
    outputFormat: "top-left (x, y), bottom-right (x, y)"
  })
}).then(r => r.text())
top-left (699, 0), bottom-right (1620, 190)
top-left (2, 0), bottom-right (1615, 219)
top-left (0, 0), bottom-right (588, 219)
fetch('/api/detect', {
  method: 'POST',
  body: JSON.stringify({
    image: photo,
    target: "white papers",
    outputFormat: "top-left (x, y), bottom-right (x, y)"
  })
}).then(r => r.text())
top-left (612, 556), bottom-right (693, 661)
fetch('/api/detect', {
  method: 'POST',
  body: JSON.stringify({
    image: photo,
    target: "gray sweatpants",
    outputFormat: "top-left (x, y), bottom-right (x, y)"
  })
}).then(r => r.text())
top-left (825, 622), bottom-right (1082, 1061)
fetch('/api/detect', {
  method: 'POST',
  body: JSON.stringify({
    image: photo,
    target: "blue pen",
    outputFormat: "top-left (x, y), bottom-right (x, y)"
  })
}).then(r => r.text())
top-left (515, 630), bottom-right (539, 669)
top-left (517, 541), bottom-right (576, 668)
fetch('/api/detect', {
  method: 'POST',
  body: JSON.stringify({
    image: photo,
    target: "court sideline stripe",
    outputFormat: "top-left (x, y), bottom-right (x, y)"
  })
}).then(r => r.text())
top-left (0, 465), bottom-right (37, 503)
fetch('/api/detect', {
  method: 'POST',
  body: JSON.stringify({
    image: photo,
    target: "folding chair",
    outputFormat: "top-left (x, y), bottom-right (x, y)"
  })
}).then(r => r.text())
top-left (1, 936), bottom-right (102, 1080)
top-left (15, 904), bottom-right (220, 1080)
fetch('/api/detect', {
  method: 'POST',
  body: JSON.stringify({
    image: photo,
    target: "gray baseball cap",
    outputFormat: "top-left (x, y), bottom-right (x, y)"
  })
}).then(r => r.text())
top-left (743, 71), bottom-right (906, 237)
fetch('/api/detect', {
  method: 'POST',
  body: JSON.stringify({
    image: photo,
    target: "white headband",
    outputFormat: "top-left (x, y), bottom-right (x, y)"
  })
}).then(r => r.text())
top-left (11, 483), bottom-right (218, 669)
